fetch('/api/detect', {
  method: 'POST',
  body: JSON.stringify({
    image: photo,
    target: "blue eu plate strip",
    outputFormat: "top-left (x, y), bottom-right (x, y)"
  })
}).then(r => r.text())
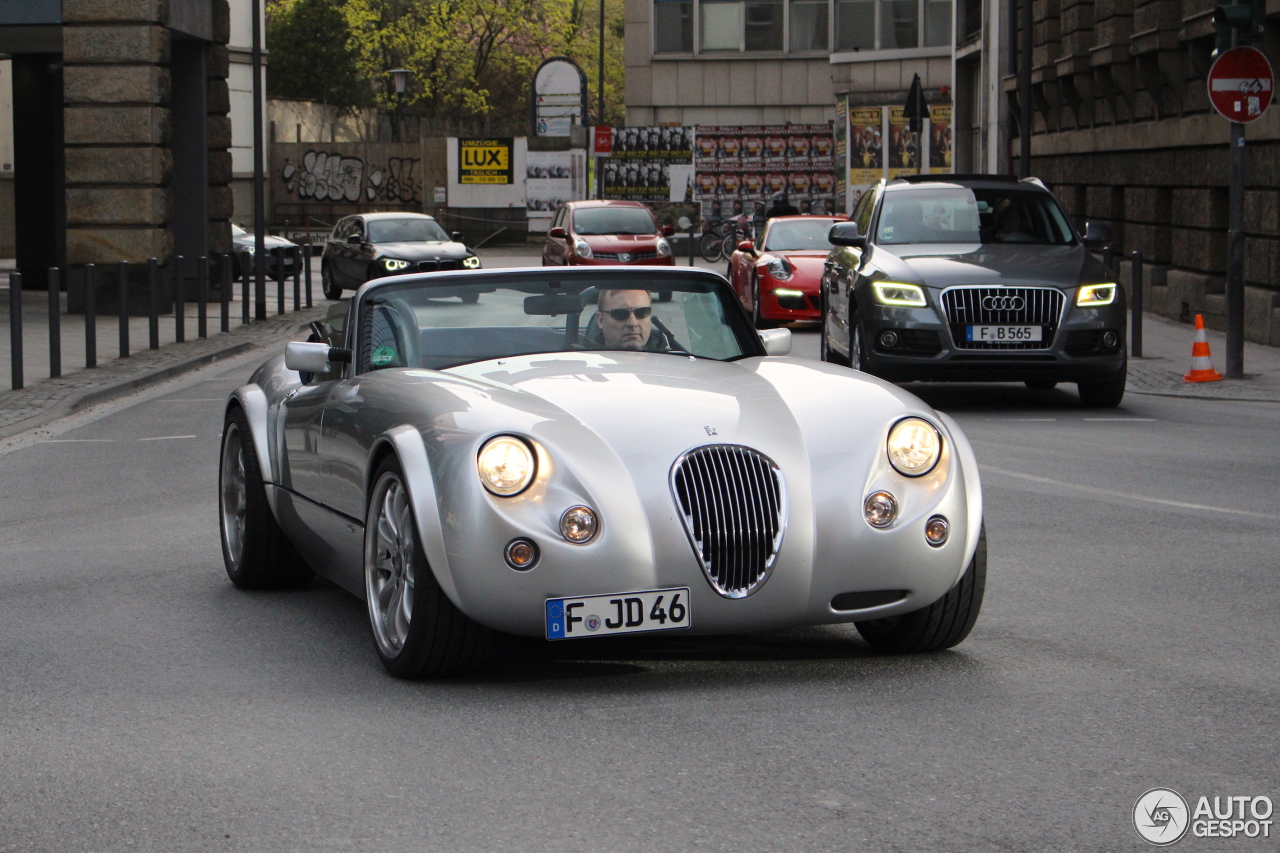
top-left (546, 599), bottom-right (566, 639)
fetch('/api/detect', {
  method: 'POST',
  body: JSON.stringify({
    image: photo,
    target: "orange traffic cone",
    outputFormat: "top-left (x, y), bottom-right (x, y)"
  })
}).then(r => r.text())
top-left (1184, 314), bottom-right (1223, 383)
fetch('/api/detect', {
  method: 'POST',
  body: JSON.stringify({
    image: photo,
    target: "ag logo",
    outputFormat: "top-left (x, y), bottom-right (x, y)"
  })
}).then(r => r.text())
top-left (1134, 788), bottom-right (1190, 846)
top-left (981, 295), bottom-right (1025, 311)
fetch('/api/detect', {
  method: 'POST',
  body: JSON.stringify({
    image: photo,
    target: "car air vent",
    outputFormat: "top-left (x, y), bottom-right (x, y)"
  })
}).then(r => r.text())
top-left (831, 590), bottom-right (908, 611)
top-left (942, 287), bottom-right (1065, 350)
top-left (670, 445), bottom-right (786, 599)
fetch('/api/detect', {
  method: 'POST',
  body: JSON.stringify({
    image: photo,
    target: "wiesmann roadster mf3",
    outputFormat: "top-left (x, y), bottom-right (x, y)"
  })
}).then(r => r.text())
top-left (219, 267), bottom-right (986, 677)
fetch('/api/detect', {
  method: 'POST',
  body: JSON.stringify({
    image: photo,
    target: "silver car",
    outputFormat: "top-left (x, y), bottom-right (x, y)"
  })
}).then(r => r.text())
top-left (218, 268), bottom-right (986, 678)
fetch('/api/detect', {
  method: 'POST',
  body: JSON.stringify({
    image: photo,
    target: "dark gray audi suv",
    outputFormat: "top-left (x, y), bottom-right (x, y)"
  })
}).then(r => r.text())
top-left (820, 175), bottom-right (1127, 407)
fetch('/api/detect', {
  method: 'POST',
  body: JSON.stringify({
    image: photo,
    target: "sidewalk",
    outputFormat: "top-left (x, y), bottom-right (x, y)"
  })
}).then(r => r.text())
top-left (1125, 311), bottom-right (1280, 402)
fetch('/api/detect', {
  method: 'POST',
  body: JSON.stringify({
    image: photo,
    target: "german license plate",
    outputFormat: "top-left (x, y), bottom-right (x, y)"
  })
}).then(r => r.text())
top-left (546, 588), bottom-right (691, 640)
top-left (966, 325), bottom-right (1042, 342)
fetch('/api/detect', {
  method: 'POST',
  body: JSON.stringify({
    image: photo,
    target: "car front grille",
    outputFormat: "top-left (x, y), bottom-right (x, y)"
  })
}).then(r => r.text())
top-left (414, 259), bottom-right (462, 272)
top-left (670, 445), bottom-right (786, 599)
top-left (942, 287), bottom-right (1065, 349)
top-left (593, 251), bottom-right (657, 262)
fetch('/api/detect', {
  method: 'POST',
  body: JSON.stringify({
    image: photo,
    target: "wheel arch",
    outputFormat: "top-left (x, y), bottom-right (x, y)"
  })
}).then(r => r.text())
top-left (935, 411), bottom-right (984, 574)
top-left (226, 385), bottom-right (277, 512)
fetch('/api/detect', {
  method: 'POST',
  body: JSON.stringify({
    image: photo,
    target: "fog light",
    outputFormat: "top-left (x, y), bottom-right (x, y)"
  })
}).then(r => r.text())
top-left (1102, 330), bottom-right (1119, 349)
top-left (879, 330), bottom-right (900, 348)
top-left (504, 538), bottom-right (539, 570)
top-left (925, 515), bottom-right (949, 546)
top-left (864, 491), bottom-right (898, 529)
top-left (559, 506), bottom-right (599, 543)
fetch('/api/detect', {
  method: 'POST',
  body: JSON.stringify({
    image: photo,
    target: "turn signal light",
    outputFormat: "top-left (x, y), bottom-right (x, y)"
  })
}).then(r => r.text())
top-left (925, 515), bottom-right (950, 546)
top-left (505, 538), bottom-right (539, 570)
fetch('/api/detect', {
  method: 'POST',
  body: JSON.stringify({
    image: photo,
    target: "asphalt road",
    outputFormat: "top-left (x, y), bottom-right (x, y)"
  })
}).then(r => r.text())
top-left (1, 321), bottom-right (1278, 852)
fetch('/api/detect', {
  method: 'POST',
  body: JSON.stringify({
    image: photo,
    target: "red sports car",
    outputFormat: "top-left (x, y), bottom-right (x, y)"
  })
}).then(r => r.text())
top-left (542, 200), bottom-right (676, 266)
top-left (728, 216), bottom-right (841, 328)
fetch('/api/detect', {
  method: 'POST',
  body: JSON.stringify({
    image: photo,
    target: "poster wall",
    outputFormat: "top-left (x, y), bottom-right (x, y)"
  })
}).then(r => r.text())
top-left (842, 102), bottom-right (953, 205)
top-left (693, 124), bottom-right (836, 221)
top-left (527, 150), bottom-right (587, 232)
top-left (601, 126), bottom-right (694, 202)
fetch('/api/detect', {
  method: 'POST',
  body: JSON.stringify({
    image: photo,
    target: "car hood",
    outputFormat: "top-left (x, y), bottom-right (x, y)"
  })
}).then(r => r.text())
top-left (874, 242), bottom-right (1100, 288)
top-left (575, 234), bottom-right (663, 252)
top-left (373, 241), bottom-right (471, 260)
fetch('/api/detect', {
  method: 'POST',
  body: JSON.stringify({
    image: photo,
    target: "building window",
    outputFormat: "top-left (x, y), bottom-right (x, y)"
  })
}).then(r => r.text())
top-left (834, 0), bottom-right (944, 50)
top-left (923, 0), bottom-right (950, 45)
top-left (790, 0), bottom-right (829, 51)
top-left (655, 0), bottom-right (694, 52)
top-left (880, 0), bottom-right (918, 48)
top-left (835, 0), bottom-right (875, 50)
top-left (700, 0), bottom-right (744, 50)
top-left (745, 0), bottom-right (784, 50)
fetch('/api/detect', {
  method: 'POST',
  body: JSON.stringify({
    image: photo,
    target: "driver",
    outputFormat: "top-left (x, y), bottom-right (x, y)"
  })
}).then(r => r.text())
top-left (587, 289), bottom-right (672, 352)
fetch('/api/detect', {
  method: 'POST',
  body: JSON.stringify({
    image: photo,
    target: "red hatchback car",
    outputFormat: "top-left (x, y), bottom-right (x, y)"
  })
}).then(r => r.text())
top-left (542, 200), bottom-right (676, 266)
top-left (728, 215), bottom-right (841, 328)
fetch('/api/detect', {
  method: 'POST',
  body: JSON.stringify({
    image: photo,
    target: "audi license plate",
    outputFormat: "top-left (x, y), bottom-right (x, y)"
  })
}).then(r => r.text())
top-left (966, 325), bottom-right (1042, 342)
top-left (546, 588), bottom-right (691, 640)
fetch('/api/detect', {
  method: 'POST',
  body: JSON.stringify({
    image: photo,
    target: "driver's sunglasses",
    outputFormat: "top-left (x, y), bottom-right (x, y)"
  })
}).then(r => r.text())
top-left (605, 306), bottom-right (652, 321)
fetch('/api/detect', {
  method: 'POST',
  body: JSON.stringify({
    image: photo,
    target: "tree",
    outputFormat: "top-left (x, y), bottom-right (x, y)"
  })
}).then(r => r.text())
top-left (266, 0), bottom-right (367, 111)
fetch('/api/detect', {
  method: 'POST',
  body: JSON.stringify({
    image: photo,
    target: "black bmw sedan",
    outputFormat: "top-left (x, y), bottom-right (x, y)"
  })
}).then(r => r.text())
top-left (820, 175), bottom-right (1127, 407)
top-left (320, 213), bottom-right (481, 299)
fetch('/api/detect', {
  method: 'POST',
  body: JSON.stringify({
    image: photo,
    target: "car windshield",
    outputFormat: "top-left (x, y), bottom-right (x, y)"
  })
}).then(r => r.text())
top-left (763, 219), bottom-right (839, 251)
top-left (877, 188), bottom-right (1076, 245)
top-left (356, 274), bottom-right (758, 371)
top-left (572, 208), bottom-right (657, 236)
top-left (366, 218), bottom-right (450, 243)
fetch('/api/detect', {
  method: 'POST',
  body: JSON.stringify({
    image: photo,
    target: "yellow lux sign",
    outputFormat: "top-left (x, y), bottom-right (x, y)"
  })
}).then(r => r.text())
top-left (459, 139), bottom-right (512, 184)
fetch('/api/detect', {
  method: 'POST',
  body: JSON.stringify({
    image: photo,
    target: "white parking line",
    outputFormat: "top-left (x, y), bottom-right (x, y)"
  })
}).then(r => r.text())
top-left (138, 435), bottom-right (197, 441)
top-left (1082, 418), bottom-right (1157, 422)
top-left (154, 398), bottom-right (224, 402)
top-left (38, 439), bottom-right (115, 443)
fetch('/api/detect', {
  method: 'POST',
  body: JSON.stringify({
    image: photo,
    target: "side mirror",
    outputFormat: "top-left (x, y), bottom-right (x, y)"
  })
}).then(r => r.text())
top-left (737, 240), bottom-right (754, 253)
top-left (451, 231), bottom-right (465, 243)
top-left (548, 226), bottom-right (567, 239)
top-left (346, 233), bottom-right (363, 245)
top-left (285, 341), bottom-right (352, 374)
top-left (759, 328), bottom-right (792, 356)
top-left (828, 221), bottom-right (867, 249)
top-left (662, 224), bottom-right (675, 237)
top-left (1082, 221), bottom-right (1112, 245)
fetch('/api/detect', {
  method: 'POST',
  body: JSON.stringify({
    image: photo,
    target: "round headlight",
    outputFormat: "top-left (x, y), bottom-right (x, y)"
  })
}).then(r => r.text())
top-left (886, 417), bottom-right (942, 477)
top-left (477, 436), bottom-right (536, 496)
top-left (559, 506), bottom-right (599, 543)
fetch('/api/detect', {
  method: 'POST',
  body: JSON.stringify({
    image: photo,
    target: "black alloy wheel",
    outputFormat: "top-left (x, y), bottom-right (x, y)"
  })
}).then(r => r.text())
top-left (321, 262), bottom-right (342, 300)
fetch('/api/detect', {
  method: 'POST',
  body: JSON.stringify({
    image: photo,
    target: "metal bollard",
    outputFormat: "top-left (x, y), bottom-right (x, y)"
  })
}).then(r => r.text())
top-left (241, 251), bottom-right (251, 325)
top-left (174, 255), bottom-right (185, 344)
top-left (303, 244), bottom-right (313, 308)
top-left (292, 246), bottom-right (301, 311)
top-left (1130, 250), bottom-right (1143, 358)
top-left (148, 258), bottom-right (160, 350)
top-left (118, 260), bottom-right (130, 358)
top-left (275, 247), bottom-right (285, 315)
top-left (85, 264), bottom-right (97, 369)
top-left (9, 272), bottom-right (22, 390)
top-left (48, 268), bottom-right (61, 379)
top-left (198, 255), bottom-right (208, 339)
top-left (221, 254), bottom-right (231, 333)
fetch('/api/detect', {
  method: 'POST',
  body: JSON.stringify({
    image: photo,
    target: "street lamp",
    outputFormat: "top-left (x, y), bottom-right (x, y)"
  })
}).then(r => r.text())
top-left (390, 68), bottom-right (411, 141)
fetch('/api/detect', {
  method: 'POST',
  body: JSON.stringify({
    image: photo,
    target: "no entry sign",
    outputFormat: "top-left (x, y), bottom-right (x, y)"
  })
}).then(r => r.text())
top-left (1208, 46), bottom-right (1274, 123)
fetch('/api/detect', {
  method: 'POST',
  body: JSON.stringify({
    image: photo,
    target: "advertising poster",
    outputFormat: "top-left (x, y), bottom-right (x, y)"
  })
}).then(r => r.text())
top-left (458, 138), bottom-right (514, 184)
top-left (602, 126), bottom-right (693, 202)
top-left (848, 107), bottom-right (885, 196)
top-left (835, 94), bottom-right (847, 214)
top-left (929, 105), bottom-right (953, 174)
top-left (887, 108), bottom-right (921, 178)
top-left (527, 151), bottom-right (575, 231)
top-left (693, 124), bottom-right (837, 221)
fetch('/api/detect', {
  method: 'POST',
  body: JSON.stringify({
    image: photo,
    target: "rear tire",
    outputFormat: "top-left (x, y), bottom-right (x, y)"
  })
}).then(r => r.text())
top-left (218, 406), bottom-right (312, 590)
top-left (1077, 364), bottom-right (1127, 408)
top-left (321, 263), bottom-right (342, 300)
top-left (856, 526), bottom-right (986, 654)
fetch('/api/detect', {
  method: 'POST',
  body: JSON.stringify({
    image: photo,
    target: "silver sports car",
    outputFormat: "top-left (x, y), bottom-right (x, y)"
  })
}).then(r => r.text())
top-left (218, 268), bottom-right (986, 678)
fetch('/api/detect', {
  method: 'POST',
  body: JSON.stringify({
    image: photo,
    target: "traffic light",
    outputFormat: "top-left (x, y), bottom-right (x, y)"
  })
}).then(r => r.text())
top-left (1214, 0), bottom-right (1264, 54)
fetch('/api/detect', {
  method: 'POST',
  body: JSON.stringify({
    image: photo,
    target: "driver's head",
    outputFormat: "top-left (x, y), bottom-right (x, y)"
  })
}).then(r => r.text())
top-left (596, 289), bottom-right (653, 351)
top-left (995, 198), bottom-right (1022, 231)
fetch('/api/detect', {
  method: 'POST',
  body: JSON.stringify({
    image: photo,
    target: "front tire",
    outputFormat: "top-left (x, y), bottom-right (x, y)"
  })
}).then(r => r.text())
top-left (848, 306), bottom-right (869, 373)
top-left (321, 262), bottom-right (342, 300)
top-left (218, 406), bottom-right (312, 589)
top-left (856, 526), bottom-right (986, 654)
top-left (365, 456), bottom-right (489, 678)
top-left (752, 275), bottom-right (778, 330)
top-left (1077, 365), bottom-right (1127, 407)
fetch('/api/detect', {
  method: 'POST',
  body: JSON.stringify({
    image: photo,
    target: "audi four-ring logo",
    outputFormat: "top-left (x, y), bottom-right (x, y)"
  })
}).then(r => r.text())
top-left (982, 295), bottom-right (1025, 311)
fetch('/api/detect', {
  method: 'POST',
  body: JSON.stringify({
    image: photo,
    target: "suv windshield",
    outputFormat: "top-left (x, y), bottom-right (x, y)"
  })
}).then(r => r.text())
top-left (367, 218), bottom-right (450, 243)
top-left (357, 274), bottom-right (758, 371)
top-left (877, 188), bottom-right (1076, 246)
top-left (763, 219), bottom-right (839, 251)
top-left (573, 208), bottom-right (657, 236)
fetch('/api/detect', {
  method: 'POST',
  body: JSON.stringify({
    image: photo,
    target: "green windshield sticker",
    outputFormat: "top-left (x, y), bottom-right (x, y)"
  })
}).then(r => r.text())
top-left (371, 345), bottom-right (397, 366)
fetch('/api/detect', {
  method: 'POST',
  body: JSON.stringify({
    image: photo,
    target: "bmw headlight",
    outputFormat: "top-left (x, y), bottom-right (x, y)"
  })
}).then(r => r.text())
top-left (382, 258), bottom-right (410, 271)
top-left (766, 257), bottom-right (793, 280)
top-left (872, 282), bottom-right (927, 307)
top-left (573, 238), bottom-right (593, 259)
top-left (1076, 283), bottom-right (1116, 306)
top-left (462, 255), bottom-right (481, 269)
top-left (656, 238), bottom-right (672, 257)
top-left (477, 436), bottom-right (536, 496)
top-left (886, 417), bottom-right (942, 477)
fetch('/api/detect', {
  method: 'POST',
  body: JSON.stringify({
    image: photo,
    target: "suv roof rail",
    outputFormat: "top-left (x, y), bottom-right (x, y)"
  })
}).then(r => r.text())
top-left (892, 173), bottom-right (1022, 184)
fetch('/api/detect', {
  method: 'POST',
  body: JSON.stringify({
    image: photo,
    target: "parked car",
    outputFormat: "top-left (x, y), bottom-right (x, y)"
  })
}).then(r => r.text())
top-left (820, 175), bottom-right (1127, 407)
top-left (320, 213), bottom-right (480, 299)
top-left (542, 200), bottom-right (675, 266)
top-left (727, 215), bottom-right (842, 328)
top-left (218, 267), bottom-right (986, 678)
top-left (230, 224), bottom-right (299, 282)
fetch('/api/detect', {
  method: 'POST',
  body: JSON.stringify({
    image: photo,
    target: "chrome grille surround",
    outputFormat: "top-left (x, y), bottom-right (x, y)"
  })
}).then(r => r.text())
top-left (669, 444), bottom-right (787, 599)
top-left (941, 286), bottom-right (1066, 350)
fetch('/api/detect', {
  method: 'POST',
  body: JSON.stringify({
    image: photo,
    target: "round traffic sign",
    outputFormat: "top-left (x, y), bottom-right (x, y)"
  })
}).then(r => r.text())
top-left (1208, 46), bottom-right (1274, 123)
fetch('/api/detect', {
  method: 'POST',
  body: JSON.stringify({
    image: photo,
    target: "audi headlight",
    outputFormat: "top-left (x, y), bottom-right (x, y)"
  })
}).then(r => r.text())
top-left (872, 282), bottom-right (927, 307)
top-left (766, 257), bottom-right (793, 280)
top-left (1076, 283), bottom-right (1116, 306)
top-left (477, 436), bottom-right (536, 496)
top-left (382, 258), bottom-right (410, 271)
top-left (886, 417), bottom-right (942, 477)
top-left (462, 255), bottom-right (481, 269)
top-left (656, 238), bottom-right (672, 258)
top-left (573, 238), bottom-right (593, 259)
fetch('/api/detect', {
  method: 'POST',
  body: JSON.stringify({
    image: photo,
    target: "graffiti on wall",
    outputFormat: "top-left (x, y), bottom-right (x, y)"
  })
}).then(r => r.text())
top-left (279, 149), bottom-right (422, 204)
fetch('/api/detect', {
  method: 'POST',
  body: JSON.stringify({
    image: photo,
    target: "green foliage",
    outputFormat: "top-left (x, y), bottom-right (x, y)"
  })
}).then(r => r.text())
top-left (266, 0), bottom-right (367, 110)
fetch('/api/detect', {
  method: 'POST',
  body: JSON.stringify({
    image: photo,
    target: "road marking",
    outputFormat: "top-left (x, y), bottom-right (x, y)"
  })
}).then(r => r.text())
top-left (155, 398), bottom-right (223, 402)
top-left (987, 466), bottom-right (1280, 520)
top-left (1001, 418), bottom-right (1056, 421)
top-left (138, 435), bottom-right (197, 441)
top-left (38, 438), bottom-right (115, 443)
top-left (1082, 417), bottom-right (1157, 422)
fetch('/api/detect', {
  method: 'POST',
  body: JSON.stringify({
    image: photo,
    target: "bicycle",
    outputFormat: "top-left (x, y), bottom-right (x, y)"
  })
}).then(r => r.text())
top-left (698, 218), bottom-right (729, 262)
